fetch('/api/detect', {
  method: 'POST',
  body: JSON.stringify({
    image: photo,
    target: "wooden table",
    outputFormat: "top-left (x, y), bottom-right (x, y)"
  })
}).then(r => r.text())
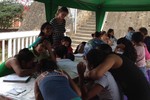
top-left (0, 77), bottom-right (35, 100)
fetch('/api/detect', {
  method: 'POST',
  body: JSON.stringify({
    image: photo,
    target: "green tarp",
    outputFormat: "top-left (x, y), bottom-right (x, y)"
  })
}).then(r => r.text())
top-left (36, 0), bottom-right (150, 31)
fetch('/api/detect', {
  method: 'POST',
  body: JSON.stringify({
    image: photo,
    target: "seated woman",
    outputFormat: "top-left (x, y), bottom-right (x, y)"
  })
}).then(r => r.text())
top-left (77, 44), bottom-right (120, 100)
top-left (0, 48), bottom-right (36, 77)
top-left (79, 47), bottom-right (150, 100)
top-left (34, 59), bottom-right (81, 100)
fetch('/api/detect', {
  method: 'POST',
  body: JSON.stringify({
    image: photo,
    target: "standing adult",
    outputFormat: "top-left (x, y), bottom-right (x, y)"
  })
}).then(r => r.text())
top-left (50, 7), bottom-right (69, 47)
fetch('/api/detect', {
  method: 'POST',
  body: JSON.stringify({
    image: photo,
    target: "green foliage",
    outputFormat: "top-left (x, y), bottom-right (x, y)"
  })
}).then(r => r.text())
top-left (0, 1), bottom-right (24, 29)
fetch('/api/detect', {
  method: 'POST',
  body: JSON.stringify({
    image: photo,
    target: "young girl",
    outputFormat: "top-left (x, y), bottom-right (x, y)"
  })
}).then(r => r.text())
top-left (77, 44), bottom-right (120, 100)
top-left (0, 48), bottom-right (36, 77)
top-left (61, 36), bottom-right (73, 54)
top-left (29, 22), bottom-right (53, 48)
top-left (50, 7), bottom-right (69, 47)
top-left (74, 42), bottom-right (86, 54)
top-left (115, 37), bottom-right (137, 63)
top-left (78, 48), bottom-right (150, 100)
top-left (132, 32), bottom-right (147, 78)
top-left (29, 38), bottom-right (55, 63)
top-left (34, 59), bottom-right (81, 100)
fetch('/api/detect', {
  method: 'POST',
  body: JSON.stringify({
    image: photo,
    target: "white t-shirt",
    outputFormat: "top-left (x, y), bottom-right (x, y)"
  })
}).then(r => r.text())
top-left (95, 71), bottom-right (120, 100)
top-left (57, 59), bottom-right (78, 79)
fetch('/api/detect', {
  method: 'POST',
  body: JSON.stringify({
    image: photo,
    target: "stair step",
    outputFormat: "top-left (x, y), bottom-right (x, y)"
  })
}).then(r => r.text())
top-left (79, 26), bottom-right (95, 30)
top-left (76, 30), bottom-right (95, 34)
top-left (75, 33), bottom-right (92, 37)
top-left (86, 21), bottom-right (96, 25)
top-left (72, 36), bottom-right (91, 40)
top-left (83, 24), bottom-right (96, 27)
top-left (73, 39), bottom-right (89, 43)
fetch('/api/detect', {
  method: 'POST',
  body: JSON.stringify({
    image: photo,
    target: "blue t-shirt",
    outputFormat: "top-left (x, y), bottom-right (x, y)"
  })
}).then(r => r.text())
top-left (84, 38), bottom-right (105, 56)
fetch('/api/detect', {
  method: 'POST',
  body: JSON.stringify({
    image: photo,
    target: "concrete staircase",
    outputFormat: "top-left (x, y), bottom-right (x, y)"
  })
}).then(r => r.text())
top-left (71, 14), bottom-right (96, 50)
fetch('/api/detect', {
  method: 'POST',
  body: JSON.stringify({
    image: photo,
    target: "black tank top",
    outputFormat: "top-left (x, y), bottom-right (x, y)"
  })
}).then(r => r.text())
top-left (110, 54), bottom-right (150, 100)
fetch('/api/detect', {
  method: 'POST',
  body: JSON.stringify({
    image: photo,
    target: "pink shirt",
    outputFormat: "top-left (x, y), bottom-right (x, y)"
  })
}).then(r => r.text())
top-left (144, 44), bottom-right (150, 60)
top-left (134, 45), bottom-right (146, 67)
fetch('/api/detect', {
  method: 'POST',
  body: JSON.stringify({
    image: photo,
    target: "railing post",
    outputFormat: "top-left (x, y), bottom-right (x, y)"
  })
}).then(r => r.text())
top-left (17, 38), bottom-right (20, 52)
top-left (8, 39), bottom-right (12, 58)
top-left (21, 38), bottom-right (25, 49)
top-left (13, 39), bottom-right (16, 56)
top-left (30, 37), bottom-right (32, 45)
top-left (26, 37), bottom-right (29, 48)
top-left (2, 40), bottom-right (5, 62)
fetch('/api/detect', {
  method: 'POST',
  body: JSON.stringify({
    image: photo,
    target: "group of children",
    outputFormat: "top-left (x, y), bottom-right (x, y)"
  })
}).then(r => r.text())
top-left (0, 6), bottom-right (150, 100)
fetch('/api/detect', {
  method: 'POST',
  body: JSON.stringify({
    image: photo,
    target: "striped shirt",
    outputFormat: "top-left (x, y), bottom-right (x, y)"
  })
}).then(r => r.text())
top-left (50, 18), bottom-right (66, 47)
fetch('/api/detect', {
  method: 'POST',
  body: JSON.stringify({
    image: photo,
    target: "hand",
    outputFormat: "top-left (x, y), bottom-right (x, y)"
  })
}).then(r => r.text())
top-left (43, 40), bottom-right (52, 51)
top-left (77, 62), bottom-right (86, 78)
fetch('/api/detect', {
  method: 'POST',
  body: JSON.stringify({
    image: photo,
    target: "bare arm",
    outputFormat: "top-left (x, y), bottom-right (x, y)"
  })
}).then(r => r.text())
top-left (9, 59), bottom-right (36, 77)
top-left (63, 71), bottom-right (81, 96)
top-left (86, 55), bottom-right (117, 80)
top-left (44, 40), bottom-right (56, 62)
top-left (83, 84), bottom-right (104, 100)
top-left (77, 63), bottom-right (107, 100)
top-left (34, 79), bottom-right (44, 100)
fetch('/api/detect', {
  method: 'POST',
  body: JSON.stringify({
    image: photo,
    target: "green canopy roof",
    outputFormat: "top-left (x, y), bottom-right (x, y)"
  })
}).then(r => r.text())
top-left (36, 0), bottom-right (150, 31)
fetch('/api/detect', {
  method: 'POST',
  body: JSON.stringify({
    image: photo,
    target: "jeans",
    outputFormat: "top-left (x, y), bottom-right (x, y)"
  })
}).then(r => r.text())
top-left (139, 66), bottom-right (149, 81)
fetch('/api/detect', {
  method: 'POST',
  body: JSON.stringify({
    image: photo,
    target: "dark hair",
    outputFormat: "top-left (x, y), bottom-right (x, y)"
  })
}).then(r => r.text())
top-left (55, 45), bottom-right (68, 59)
top-left (86, 49), bottom-right (109, 68)
top-left (38, 22), bottom-right (53, 37)
top-left (117, 37), bottom-right (137, 62)
top-left (96, 44), bottom-right (112, 54)
top-left (132, 32), bottom-right (144, 43)
top-left (128, 27), bottom-right (134, 31)
top-left (101, 31), bottom-right (106, 34)
top-left (56, 7), bottom-right (69, 16)
top-left (74, 42), bottom-right (86, 54)
top-left (15, 48), bottom-right (34, 67)
top-left (38, 59), bottom-right (58, 73)
top-left (66, 53), bottom-right (75, 61)
top-left (94, 31), bottom-right (101, 38)
top-left (91, 33), bottom-right (95, 38)
top-left (139, 27), bottom-right (148, 36)
top-left (107, 28), bottom-right (114, 38)
top-left (61, 36), bottom-right (72, 47)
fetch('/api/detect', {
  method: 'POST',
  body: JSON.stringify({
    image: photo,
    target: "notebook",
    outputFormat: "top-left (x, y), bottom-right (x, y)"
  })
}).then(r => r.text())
top-left (3, 74), bottom-right (31, 83)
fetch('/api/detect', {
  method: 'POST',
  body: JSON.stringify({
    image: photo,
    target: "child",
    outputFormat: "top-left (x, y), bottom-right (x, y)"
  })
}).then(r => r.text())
top-left (132, 32), bottom-right (147, 78)
top-left (55, 45), bottom-right (78, 79)
top-left (34, 59), bottom-right (81, 100)
top-left (50, 7), bottom-right (69, 47)
top-left (0, 48), bottom-right (36, 77)
top-left (28, 22), bottom-right (53, 48)
top-left (77, 44), bottom-right (120, 100)
top-left (61, 36), bottom-right (74, 61)
top-left (29, 38), bottom-right (55, 63)
top-left (115, 37), bottom-right (137, 63)
top-left (61, 36), bottom-right (73, 54)
top-left (74, 42), bottom-right (86, 54)
top-left (81, 47), bottom-right (150, 100)
top-left (107, 29), bottom-right (117, 48)
top-left (38, 22), bottom-right (53, 44)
